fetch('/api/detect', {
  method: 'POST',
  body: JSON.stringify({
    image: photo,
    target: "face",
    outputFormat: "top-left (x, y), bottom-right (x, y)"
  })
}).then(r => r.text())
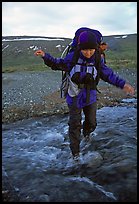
top-left (100, 44), bottom-right (108, 51)
top-left (81, 49), bottom-right (95, 58)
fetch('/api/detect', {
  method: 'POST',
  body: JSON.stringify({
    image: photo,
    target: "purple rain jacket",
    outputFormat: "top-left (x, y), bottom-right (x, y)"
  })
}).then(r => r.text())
top-left (42, 51), bottom-right (126, 109)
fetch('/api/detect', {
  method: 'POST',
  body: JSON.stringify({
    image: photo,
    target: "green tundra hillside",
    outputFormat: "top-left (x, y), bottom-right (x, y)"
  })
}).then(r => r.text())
top-left (2, 34), bottom-right (137, 72)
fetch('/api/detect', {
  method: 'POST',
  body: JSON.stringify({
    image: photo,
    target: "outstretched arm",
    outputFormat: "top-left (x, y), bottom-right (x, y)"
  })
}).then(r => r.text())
top-left (34, 49), bottom-right (68, 71)
top-left (100, 61), bottom-right (135, 96)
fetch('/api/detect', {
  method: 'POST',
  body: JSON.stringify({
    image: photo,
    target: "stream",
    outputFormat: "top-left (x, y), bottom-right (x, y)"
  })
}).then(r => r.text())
top-left (2, 98), bottom-right (137, 202)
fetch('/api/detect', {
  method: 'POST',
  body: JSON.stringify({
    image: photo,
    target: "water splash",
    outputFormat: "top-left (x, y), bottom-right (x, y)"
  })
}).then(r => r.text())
top-left (2, 104), bottom-right (137, 202)
top-left (66, 176), bottom-right (117, 200)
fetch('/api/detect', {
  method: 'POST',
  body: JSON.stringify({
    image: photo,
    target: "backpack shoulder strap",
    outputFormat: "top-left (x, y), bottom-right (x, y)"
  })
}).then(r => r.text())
top-left (94, 48), bottom-right (101, 85)
top-left (70, 47), bottom-right (80, 68)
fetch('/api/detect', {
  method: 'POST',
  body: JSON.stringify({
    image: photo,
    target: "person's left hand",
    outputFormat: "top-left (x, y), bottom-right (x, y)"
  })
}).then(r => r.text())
top-left (123, 83), bottom-right (135, 95)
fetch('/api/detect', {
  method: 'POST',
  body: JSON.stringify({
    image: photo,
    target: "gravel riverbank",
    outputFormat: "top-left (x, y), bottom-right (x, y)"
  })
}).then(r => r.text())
top-left (2, 68), bottom-right (137, 124)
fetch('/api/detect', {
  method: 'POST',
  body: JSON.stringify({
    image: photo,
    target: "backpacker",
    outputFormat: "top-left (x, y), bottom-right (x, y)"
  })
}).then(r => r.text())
top-left (60, 27), bottom-right (103, 98)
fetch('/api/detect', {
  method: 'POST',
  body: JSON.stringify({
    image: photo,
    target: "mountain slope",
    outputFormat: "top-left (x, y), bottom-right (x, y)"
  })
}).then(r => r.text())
top-left (2, 34), bottom-right (137, 71)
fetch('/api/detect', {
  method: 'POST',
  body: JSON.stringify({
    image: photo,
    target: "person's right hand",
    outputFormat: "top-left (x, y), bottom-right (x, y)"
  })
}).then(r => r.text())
top-left (34, 50), bottom-right (45, 57)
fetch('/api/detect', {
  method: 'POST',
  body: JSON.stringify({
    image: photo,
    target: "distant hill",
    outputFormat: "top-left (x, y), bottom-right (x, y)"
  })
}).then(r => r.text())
top-left (103, 34), bottom-right (137, 51)
top-left (2, 36), bottom-right (72, 69)
top-left (2, 34), bottom-right (137, 71)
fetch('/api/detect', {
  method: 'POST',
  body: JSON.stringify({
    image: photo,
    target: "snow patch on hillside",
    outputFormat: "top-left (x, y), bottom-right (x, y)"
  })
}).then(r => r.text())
top-left (2, 37), bottom-right (65, 42)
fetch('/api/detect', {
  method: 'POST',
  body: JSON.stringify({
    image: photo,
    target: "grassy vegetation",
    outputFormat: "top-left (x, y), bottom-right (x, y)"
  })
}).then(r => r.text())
top-left (2, 64), bottom-right (51, 73)
top-left (106, 50), bottom-right (137, 70)
top-left (3, 49), bottom-right (137, 73)
top-left (2, 34), bottom-right (137, 73)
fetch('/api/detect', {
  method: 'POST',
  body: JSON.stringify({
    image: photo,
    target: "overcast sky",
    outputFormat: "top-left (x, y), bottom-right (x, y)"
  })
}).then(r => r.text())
top-left (2, 2), bottom-right (137, 38)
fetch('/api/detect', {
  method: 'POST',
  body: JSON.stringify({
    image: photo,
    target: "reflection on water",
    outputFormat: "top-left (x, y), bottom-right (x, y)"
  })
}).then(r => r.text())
top-left (2, 99), bottom-right (137, 202)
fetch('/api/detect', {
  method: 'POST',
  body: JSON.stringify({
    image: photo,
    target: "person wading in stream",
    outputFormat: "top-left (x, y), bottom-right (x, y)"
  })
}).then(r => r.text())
top-left (34, 30), bottom-right (135, 162)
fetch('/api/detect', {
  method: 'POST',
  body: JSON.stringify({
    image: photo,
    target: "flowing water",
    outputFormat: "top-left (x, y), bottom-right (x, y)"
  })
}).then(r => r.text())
top-left (2, 98), bottom-right (137, 202)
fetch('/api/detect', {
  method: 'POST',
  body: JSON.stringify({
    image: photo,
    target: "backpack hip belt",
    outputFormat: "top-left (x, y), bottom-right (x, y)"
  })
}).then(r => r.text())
top-left (78, 83), bottom-right (96, 90)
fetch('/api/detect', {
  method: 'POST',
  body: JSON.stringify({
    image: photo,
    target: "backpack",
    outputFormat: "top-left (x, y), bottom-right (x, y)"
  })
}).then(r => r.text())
top-left (60, 27), bottom-right (103, 98)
